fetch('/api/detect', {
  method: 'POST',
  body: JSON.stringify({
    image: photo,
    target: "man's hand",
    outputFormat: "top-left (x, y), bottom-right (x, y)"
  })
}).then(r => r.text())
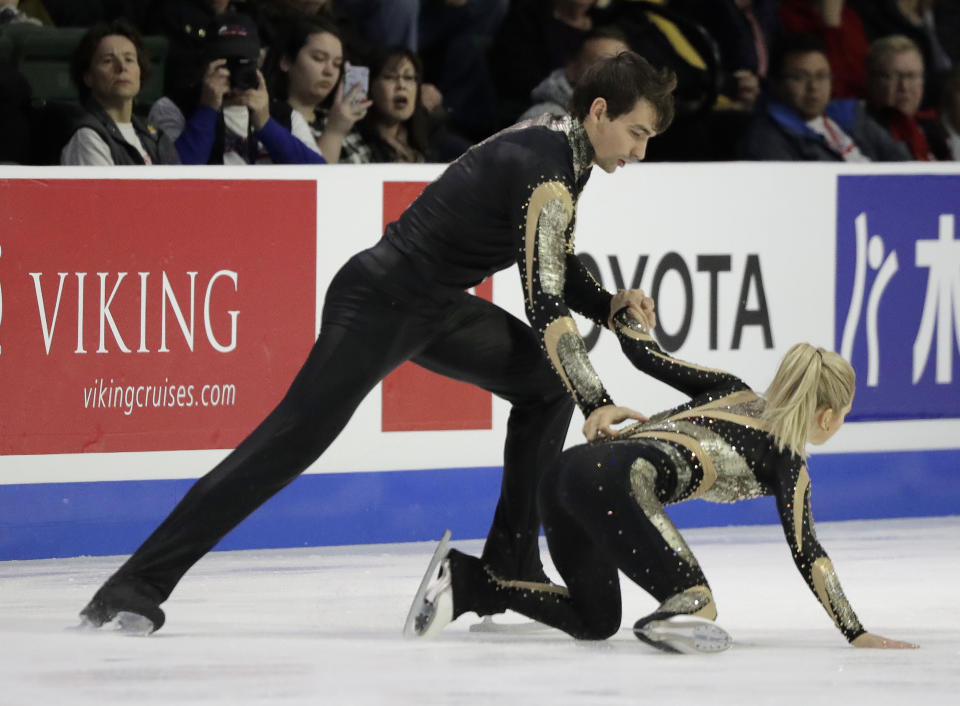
top-left (583, 404), bottom-right (647, 441)
top-left (851, 633), bottom-right (918, 649)
top-left (608, 289), bottom-right (656, 331)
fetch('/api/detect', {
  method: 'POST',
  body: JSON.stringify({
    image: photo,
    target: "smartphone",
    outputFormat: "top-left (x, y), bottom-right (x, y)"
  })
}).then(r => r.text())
top-left (342, 62), bottom-right (369, 103)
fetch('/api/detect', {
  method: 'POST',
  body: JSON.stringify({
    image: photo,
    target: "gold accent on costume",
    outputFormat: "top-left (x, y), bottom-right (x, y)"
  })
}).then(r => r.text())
top-left (659, 585), bottom-right (717, 620)
top-left (543, 316), bottom-right (605, 407)
top-left (629, 458), bottom-right (699, 568)
top-left (811, 557), bottom-right (860, 635)
top-left (793, 466), bottom-right (811, 553)
top-left (668, 408), bottom-right (770, 432)
top-left (614, 317), bottom-right (653, 341)
top-left (490, 576), bottom-right (570, 596)
top-left (627, 431), bottom-right (717, 498)
top-left (544, 317), bottom-right (579, 396)
top-left (679, 389), bottom-right (758, 413)
top-left (525, 181), bottom-right (574, 308)
top-left (650, 349), bottom-right (729, 375)
top-left (537, 199), bottom-right (571, 297)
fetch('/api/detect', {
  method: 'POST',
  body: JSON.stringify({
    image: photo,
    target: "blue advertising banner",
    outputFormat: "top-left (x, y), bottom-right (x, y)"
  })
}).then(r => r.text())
top-left (836, 175), bottom-right (960, 421)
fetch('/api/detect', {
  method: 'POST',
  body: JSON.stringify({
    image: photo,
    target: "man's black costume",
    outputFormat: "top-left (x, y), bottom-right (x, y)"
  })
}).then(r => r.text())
top-left (81, 116), bottom-right (623, 630)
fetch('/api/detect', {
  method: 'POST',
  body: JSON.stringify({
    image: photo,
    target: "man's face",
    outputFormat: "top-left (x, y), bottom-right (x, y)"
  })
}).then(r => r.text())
top-left (777, 51), bottom-right (832, 120)
top-left (586, 97), bottom-right (658, 173)
top-left (84, 34), bottom-right (141, 105)
top-left (867, 49), bottom-right (925, 116)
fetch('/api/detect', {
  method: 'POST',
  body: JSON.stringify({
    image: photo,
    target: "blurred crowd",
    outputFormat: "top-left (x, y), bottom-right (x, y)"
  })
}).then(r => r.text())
top-left (1, 0), bottom-right (958, 165)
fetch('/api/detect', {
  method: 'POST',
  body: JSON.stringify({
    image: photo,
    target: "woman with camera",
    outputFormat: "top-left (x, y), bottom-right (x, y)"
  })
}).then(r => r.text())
top-left (147, 11), bottom-right (326, 164)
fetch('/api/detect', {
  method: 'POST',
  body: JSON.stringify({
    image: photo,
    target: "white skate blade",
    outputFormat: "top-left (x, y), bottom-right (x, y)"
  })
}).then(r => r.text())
top-left (635, 615), bottom-right (732, 654)
top-left (469, 616), bottom-right (550, 633)
top-left (113, 611), bottom-right (157, 636)
top-left (403, 530), bottom-right (452, 638)
top-left (74, 611), bottom-right (156, 636)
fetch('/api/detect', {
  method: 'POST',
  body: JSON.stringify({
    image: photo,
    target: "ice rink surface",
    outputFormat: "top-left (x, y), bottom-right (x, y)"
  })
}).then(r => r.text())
top-left (1, 516), bottom-right (957, 706)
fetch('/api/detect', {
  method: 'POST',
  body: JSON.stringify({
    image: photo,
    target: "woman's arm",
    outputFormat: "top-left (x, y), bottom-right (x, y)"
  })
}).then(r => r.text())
top-left (773, 462), bottom-right (915, 647)
top-left (773, 461), bottom-right (866, 643)
top-left (611, 310), bottom-right (748, 398)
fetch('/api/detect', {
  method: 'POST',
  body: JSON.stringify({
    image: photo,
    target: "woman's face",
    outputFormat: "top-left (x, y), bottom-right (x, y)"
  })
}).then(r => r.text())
top-left (284, 31), bottom-right (343, 104)
top-left (371, 56), bottom-right (418, 124)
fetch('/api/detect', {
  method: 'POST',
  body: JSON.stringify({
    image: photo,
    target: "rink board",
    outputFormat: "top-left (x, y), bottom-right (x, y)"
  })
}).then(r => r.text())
top-left (1, 449), bottom-right (958, 560)
top-left (1, 163), bottom-right (959, 560)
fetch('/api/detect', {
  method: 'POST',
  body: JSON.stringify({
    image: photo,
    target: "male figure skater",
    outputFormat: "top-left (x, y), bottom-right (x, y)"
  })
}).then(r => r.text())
top-left (80, 52), bottom-right (677, 634)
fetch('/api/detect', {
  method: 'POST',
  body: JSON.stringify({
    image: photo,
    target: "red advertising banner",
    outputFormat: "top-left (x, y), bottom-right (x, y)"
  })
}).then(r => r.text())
top-left (0, 179), bottom-right (316, 455)
top-left (380, 181), bottom-right (493, 432)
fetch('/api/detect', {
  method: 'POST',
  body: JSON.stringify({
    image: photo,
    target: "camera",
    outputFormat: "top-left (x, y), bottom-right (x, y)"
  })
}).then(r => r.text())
top-left (226, 56), bottom-right (259, 91)
top-left (207, 12), bottom-right (260, 92)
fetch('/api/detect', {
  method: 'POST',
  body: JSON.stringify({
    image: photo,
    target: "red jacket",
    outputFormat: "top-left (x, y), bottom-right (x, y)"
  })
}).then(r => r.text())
top-left (779, 0), bottom-right (868, 98)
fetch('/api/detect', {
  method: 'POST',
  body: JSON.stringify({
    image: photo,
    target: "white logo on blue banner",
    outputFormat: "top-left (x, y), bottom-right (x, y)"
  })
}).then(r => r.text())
top-left (837, 175), bottom-right (960, 420)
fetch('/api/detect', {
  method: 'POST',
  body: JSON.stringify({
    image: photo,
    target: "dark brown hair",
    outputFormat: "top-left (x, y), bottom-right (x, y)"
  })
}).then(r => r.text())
top-left (70, 19), bottom-right (150, 104)
top-left (570, 51), bottom-right (676, 132)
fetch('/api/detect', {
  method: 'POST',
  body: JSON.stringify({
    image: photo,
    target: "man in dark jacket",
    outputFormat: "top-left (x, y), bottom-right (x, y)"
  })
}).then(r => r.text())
top-left (739, 33), bottom-right (909, 161)
top-left (61, 19), bottom-right (179, 165)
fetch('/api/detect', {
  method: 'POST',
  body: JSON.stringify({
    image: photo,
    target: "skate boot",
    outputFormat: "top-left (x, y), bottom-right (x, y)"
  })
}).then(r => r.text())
top-left (78, 579), bottom-right (165, 635)
top-left (404, 530), bottom-right (454, 638)
top-left (633, 612), bottom-right (732, 654)
top-left (633, 585), bottom-right (731, 654)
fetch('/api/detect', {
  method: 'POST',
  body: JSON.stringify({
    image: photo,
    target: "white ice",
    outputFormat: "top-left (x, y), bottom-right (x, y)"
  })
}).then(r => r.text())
top-left (1, 516), bottom-right (957, 705)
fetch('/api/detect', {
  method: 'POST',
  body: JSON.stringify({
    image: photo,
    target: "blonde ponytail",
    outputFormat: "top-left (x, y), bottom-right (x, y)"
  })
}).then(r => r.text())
top-left (762, 344), bottom-right (855, 456)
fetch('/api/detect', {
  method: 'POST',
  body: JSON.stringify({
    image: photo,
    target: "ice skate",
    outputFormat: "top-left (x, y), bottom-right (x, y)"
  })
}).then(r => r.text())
top-left (404, 530), bottom-right (454, 638)
top-left (633, 613), bottom-right (732, 654)
top-left (78, 581), bottom-right (165, 635)
top-left (468, 616), bottom-right (550, 633)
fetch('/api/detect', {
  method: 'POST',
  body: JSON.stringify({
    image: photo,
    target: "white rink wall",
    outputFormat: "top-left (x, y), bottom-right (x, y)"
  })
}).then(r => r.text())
top-left (1, 162), bottom-right (958, 559)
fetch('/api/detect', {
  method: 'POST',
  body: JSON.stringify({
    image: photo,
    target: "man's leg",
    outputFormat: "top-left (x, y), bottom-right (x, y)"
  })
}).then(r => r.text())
top-left (412, 293), bottom-right (575, 582)
top-left (82, 261), bottom-right (436, 626)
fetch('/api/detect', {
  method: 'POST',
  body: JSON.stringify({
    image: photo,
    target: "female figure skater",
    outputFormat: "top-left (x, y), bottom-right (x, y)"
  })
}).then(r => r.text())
top-left (407, 309), bottom-right (917, 653)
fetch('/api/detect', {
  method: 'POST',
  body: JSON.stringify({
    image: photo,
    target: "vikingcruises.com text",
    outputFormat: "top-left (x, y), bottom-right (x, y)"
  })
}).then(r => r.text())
top-left (83, 378), bottom-right (237, 416)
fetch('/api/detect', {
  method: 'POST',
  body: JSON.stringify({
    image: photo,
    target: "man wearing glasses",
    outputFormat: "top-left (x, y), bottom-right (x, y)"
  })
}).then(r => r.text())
top-left (739, 33), bottom-right (908, 161)
top-left (865, 34), bottom-right (952, 161)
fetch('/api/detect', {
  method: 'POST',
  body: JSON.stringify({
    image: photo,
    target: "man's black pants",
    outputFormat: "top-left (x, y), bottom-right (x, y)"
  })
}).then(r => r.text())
top-left (106, 247), bottom-right (575, 602)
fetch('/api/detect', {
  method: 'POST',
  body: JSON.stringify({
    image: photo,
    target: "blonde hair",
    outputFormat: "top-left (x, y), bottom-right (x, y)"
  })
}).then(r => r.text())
top-left (762, 344), bottom-right (855, 456)
top-left (866, 35), bottom-right (922, 75)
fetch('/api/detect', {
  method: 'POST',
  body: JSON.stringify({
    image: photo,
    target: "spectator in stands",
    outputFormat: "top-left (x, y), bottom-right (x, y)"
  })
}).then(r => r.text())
top-left (0, 0), bottom-right (42, 25)
top-left (142, 0), bottom-right (266, 47)
top-left (417, 0), bottom-right (510, 141)
top-left (850, 0), bottom-right (951, 109)
top-left (779, 0), bottom-right (868, 98)
top-left (491, 0), bottom-right (600, 128)
top-left (739, 34), bottom-right (909, 161)
top-left (941, 67), bottom-right (960, 160)
top-left (147, 12), bottom-right (325, 164)
top-left (0, 59), bottom-right (33, 163)
top-left (40, 0), bottom-right (123, 26)
top-left (518, 25), bottom-right (629, 122)
top-left (933, 0), bottom-right (960, 67)
top-left (344, 46), bottom-right (432, 163)
top-left (265, 16), bottom-right (370, 163)
top-left (864, 34), bottom-right (950, 160)
top-left (61, 20), bottom-right (178, 165)
top-left (673, 0), bottom-right (781, 111)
